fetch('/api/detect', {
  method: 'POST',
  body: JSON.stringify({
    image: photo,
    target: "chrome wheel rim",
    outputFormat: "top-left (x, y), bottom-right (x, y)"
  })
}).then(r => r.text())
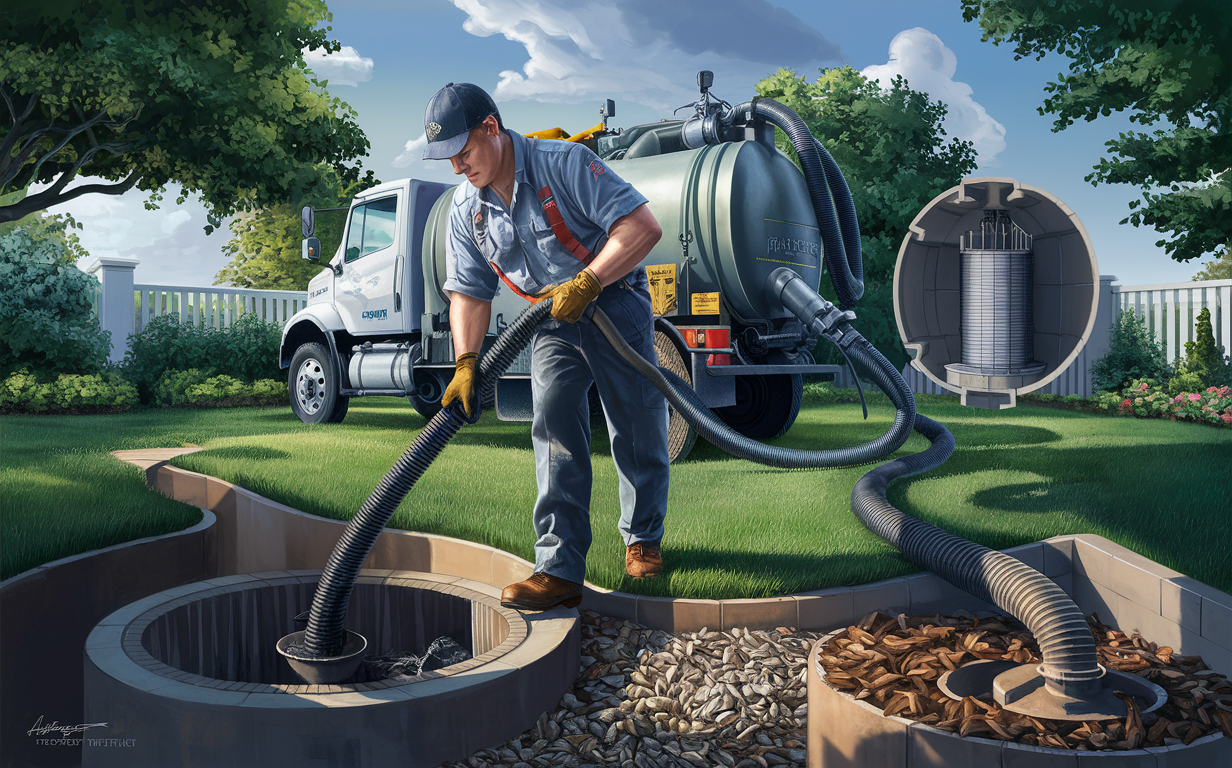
top-left (295, 358), bottom-right (327, 415)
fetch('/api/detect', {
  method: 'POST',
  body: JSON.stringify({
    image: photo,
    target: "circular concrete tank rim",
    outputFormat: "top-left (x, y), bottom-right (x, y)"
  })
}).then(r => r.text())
top-left (808, 627), bottom-right (1229, 765)
top-left (86, 570), bottom-right (530, 699)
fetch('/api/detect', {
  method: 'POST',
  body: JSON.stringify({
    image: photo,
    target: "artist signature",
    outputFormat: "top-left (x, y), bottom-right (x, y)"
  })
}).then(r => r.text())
top-left (28, 716), bottom-right (108, 737)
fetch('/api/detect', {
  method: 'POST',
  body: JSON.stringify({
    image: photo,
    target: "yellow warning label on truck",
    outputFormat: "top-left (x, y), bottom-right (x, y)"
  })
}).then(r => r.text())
top-left (645, 263), bottom-right (677, 316)
top-left (691, 292), bottom-right (720, 315)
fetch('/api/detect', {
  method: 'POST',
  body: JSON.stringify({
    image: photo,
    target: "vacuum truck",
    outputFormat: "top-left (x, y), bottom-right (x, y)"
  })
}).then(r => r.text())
top-left (282, 73), bottom-right (845, 462)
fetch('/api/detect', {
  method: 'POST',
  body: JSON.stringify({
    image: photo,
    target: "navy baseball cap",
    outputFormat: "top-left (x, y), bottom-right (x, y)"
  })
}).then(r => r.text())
top-left (422, 82), bottom-right (501, 160)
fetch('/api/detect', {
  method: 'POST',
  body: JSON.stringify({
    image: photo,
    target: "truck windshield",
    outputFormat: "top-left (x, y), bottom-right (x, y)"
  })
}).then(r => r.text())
top-left (344, 196), bottom-right (398, 262)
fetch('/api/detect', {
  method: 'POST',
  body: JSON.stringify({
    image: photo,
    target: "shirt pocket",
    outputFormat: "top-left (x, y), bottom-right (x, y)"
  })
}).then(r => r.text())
top-left (482, 212), bottom-right (514, 261)
top-left (530, 221), bottom-right (576, 280)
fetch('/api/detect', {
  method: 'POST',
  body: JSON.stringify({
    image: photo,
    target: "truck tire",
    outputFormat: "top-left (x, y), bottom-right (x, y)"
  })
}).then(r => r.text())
top-left (654, 328), bottom-right (698, 463)
top-left (290, 342), bottom-right (349, 424)
top-left (714, 373), bottom-right (803, 439)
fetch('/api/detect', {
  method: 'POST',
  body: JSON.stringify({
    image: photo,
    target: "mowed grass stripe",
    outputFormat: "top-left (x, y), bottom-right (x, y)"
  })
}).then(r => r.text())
top-left (3, 395), bottom-right (1228, 598)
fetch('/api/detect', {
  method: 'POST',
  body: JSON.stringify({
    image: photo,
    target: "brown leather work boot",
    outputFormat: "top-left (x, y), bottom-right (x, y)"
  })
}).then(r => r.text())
top-left (500, 572), bottom-right (583, 611)
top-left (626, 542), bottom-right (662, 579)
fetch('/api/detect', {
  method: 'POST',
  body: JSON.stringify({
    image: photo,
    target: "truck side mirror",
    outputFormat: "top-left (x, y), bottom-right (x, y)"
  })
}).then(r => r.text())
top-left (302, 236), bottom-right (322, 262)
top-left (301, 206), bottom-right (315, 238)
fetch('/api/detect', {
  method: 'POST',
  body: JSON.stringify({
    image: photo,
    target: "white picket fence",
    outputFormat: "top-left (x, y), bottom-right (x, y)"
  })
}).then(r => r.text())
top-left (88, 257), bottom-right (307, 362)
top-left (1113, 280), bottom-right (1231, 363)
top-left (132, 284), bottom-right (308, 333)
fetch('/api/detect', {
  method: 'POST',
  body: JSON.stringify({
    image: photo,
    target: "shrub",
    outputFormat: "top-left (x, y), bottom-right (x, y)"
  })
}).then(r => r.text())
top-left (183, 374), bottom-right (287, 407)
top-left (0, 370), bottom-right (53, 412)
top-left (150, 368), bottom-right (287, 408)
top-left (0, 369), bottom-right (138, 414)
top-left (1089, 310), bottom-right (1171, 393)
top-left (0, 225), bottom-right (112, 377)
top-left (122, 312), bottom-right (282, 402)
top-left (1167, 307), bottom-right (1231, 395)
top-left (152, 368), bottom-right (216, 406)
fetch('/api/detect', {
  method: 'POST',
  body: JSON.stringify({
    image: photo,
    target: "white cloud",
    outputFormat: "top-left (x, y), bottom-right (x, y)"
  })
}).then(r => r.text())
top-left (160, 209), bottom-right (191, 235)
top-left (392, 134), bottom-right (429, 169)
top-left (861, 28), bottom-right (1007, 164)
top-left (301, 45), bottom-right (374, 87)
top-left (446, 0), bottom-right (841, 111)
top-left (29, 177), bottom-right (233, 286)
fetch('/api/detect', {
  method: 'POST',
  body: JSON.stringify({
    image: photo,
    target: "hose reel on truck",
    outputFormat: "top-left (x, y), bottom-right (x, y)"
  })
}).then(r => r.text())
top-left (280, 74), bottom-right (1159, 721)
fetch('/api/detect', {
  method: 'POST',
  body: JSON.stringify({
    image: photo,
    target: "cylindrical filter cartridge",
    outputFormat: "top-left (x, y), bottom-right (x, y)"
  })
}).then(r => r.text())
top-left (945, 209), bottom-right (1045, 386)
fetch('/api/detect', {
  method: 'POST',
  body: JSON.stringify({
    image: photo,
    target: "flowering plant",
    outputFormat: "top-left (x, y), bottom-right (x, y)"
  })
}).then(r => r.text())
top-left (1102, 378), bottom-right (1232, 427)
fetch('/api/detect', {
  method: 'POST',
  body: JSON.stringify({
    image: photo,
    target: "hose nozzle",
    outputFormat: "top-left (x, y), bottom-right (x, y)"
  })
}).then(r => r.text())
top-left (767, 268), bottom-right (856, 344)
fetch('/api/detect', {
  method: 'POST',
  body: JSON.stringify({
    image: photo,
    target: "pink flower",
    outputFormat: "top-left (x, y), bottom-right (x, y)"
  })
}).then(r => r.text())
top-left (1223, 414), bottom-right (1232, 424)
top-left (1207, 386), bottom-right (1218, 393)
top-left (1121, 398), bottom-right (1133, 408)
top-left (1140, 383), bottom-right (1150, 392)
top-left (1175, 394), bottom-right (1185, 403)
top-left (1188, 393), bottom-right (1202, 402)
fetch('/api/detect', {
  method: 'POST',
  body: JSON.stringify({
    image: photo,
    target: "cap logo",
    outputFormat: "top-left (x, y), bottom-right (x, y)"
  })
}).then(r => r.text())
top-left (426, 122), bottom-right (442, 141)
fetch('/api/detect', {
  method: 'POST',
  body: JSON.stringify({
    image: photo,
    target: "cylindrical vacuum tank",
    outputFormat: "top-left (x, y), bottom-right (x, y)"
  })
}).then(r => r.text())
top-left (422, 139), bottom-right (823, 325)
top-left (944, 209), bottom-right (1046, 387)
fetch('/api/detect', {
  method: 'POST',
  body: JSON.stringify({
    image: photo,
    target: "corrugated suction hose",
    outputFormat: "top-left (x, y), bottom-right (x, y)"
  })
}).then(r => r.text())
top-left (592, 270), bottom-right (1104, 697)
top-left (300, 301), bottom-right (553, 657)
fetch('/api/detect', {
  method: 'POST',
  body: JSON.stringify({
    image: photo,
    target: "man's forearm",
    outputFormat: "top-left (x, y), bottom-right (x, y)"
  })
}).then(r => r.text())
top-left (448, 291), bottom-right (493, 357)
top-left (588, 204), bottom-right (663, 287)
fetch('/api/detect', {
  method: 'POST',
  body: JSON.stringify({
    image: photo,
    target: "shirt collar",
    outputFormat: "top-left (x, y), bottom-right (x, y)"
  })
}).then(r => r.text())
top-left (509, 129), bottom-right (528, 185)
top-left (477, 130), bottom-right (527, 209)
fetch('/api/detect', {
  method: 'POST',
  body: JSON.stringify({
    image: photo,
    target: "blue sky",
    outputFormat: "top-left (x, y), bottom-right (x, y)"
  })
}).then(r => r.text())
top-left (41, 0), bottom-right (1216, 287)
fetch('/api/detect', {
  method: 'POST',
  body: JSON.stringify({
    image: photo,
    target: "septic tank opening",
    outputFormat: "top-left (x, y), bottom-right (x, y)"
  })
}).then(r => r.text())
top-left (140, 578), bottom-right (507, 686)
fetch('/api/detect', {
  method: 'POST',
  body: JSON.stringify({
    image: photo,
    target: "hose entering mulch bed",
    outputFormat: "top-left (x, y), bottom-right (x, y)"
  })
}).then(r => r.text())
top-left (817, 610), bottom-right (1232, 750)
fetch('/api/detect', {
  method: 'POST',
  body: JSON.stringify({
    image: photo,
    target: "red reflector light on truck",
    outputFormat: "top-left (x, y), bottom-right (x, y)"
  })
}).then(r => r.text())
top-left (677, 325), bottom-right (731, 366)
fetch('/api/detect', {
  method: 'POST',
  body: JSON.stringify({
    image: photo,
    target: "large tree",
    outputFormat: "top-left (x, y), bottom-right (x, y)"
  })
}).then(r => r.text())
top-left (755, 67), bottom-right (979, 371)
top-left (961, 0), bottom-right (1231, 263)
top-left (0, 0), bottom-right (371, 231)
top-left (214, 164), bottom-right (381, 290)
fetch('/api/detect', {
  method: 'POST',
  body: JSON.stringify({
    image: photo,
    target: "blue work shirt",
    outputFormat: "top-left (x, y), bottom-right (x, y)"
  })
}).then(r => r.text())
top-left (442, 130), bottom-right (649, 303)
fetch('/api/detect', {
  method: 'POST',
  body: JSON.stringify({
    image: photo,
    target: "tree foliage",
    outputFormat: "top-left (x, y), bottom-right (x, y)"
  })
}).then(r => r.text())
top-left (0, 0), bottom-right (371, 229)
top-left (1191, 253), bottom-right (1231, 281)
top-left (754, 67), bottom-right (979, 371)
top-left (0, 218), bottom-right (111, 376)
top-left (961, 0), bottom-right (1232, 263)
top-left (214, 164), bottom-right (380, 290)
top-left (0, 187), bottom-right (90, 261)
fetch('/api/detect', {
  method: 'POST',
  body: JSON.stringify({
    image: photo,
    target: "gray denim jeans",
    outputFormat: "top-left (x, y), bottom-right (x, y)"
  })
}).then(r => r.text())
top-left (528, 272), bottom-right (670, 584)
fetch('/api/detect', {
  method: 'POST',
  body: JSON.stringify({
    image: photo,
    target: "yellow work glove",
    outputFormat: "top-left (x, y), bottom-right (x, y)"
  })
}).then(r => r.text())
top-left (539, 267), bottom-right (602, 323)
top-left (441, 352), bottom-right (479, 420)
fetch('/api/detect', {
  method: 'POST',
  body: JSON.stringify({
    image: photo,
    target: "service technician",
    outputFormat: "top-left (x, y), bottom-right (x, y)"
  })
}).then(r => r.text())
top-left (423, 82), bottom-right (671, 612)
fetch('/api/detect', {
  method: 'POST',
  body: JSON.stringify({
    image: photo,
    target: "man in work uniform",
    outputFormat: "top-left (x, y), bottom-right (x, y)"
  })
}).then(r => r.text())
top-left (422, 82), bottom-right (671, 612)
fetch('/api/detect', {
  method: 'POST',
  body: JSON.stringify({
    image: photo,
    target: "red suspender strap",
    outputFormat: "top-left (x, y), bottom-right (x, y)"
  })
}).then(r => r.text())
top-left (537, 185), bottom-right (594, 265)
top-left (489, 261), bottom-right (544, 304)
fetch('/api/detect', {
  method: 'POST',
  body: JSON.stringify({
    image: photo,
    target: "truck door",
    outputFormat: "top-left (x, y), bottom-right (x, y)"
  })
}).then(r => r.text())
top-left (335, 193), bottom-right (403, 334)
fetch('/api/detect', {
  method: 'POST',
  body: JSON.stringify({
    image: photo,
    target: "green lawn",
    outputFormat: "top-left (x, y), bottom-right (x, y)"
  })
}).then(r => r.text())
top-left (3, 396), bottom-right (1228, 599)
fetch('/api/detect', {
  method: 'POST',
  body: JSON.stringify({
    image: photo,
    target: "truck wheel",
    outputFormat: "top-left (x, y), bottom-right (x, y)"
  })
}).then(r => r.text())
top-left (715, 373), bottom-right (802, 440)
top-left (409, 369), bottom-right (445, 420)
top-left (654, 329), bottom-right (698, 463)
top-left (290, 342), bottom-right (349, 424)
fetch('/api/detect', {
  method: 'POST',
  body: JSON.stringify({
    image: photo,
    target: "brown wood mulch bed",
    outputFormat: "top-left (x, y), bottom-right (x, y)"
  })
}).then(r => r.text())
top-left (817, 610), bottom-right (1231, 751)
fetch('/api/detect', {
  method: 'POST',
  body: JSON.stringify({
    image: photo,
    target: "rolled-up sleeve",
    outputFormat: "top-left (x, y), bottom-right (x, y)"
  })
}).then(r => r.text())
top-left (442, 198), bottom-right (499, 302)
top-left (558, 144), bottom-right (648, 235)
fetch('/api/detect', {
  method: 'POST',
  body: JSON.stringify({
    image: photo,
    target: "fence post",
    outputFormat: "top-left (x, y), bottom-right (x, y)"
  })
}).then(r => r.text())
top-left (86, 257), bottom-right (140, 363)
